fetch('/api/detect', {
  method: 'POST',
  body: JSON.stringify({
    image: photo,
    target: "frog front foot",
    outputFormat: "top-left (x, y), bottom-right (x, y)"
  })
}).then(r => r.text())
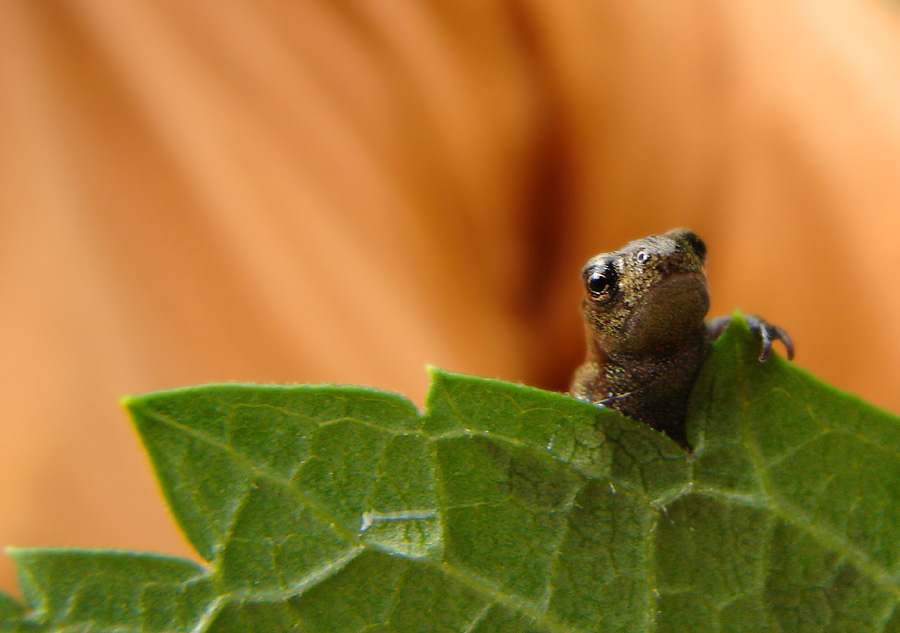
top-left (708, 315), bottom-right (794, 362)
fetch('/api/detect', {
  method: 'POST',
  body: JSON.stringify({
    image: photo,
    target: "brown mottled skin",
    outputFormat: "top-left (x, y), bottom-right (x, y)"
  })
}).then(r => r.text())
top-left (570, 229), bottom-right (793, 447)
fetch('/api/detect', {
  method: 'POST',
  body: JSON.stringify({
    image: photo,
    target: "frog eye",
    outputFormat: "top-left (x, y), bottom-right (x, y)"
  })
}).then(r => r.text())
top-left (636, 250), bottom-right (650, 264)
top-left (683, 232), bottom-right (707, 261)
top-left (586, 262), bottom-right (619, 302)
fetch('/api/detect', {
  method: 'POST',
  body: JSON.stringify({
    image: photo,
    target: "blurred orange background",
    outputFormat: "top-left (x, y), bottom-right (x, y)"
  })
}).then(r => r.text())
top-left (3, 0), bottom-right (900, 595)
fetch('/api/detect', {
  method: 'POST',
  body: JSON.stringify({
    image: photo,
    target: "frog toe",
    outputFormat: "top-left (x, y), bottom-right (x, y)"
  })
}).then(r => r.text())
top-left (744, 315), bottom-right (794, 361)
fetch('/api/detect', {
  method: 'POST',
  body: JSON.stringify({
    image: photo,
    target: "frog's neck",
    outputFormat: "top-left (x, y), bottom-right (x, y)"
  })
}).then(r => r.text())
top-left (595, 335), bottom-right (711, 445)
top-left (602, 339), bottom-right (709, 388)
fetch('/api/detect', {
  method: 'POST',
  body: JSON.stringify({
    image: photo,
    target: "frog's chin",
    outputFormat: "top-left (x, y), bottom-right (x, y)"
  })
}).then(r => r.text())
top-left (621, 273), bottom-right (710, 354)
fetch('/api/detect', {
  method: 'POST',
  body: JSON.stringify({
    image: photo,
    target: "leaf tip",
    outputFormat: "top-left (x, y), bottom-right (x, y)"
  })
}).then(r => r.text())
top-left (425, 365), bottom-right (453, 390)
top-left (118, 396), bottom-right (143, 431)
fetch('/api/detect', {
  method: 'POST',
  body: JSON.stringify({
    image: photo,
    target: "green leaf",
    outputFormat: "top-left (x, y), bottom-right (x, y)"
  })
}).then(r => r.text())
top-left (4, 314), bottom-right (900, 631)
top-left (684, 314), bottom-right (900, 631)
top-left (8, 549), bottom-right (211, 632)
top-left (0, 591), bottom-right (24, 632)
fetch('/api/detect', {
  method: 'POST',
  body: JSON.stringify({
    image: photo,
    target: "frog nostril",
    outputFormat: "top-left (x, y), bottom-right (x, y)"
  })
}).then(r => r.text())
top-left (636, 251), bottom-right (649, 264)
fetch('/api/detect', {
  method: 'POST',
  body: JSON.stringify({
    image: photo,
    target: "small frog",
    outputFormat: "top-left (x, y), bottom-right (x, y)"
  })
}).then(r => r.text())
top-left (570, 228), bottom-right (793, 447)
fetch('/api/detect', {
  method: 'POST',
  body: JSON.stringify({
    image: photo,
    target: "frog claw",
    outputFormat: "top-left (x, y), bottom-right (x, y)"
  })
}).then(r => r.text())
top-left (707, 314), bottom-right (794, 361)
top-left (743, 315), bottom-right (794, 362)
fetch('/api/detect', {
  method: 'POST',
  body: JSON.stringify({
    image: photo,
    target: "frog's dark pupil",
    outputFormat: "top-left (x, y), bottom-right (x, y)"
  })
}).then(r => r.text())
top-left (588, 264), bottom-right (618, 296)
